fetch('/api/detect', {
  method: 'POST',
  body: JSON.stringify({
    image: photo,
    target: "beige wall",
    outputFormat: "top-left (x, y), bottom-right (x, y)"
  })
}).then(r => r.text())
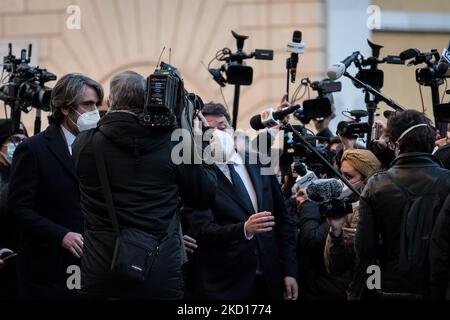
top-left (372, 32), bottom-right (450, 122)
top-left (0, 0), bottom-right (326, 134)
top-left (372, 0), bottom-right (450, 124)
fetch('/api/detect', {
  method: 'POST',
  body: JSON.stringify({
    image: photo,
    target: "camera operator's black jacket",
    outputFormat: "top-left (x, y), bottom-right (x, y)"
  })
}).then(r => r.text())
top-left (72, 112), bottom-right (217, 299)
top-left (297, 201), bottom-right (352, 300)
top-left (356, 153), bottom-right (450, 297)
top-left (430, 193), bottom-right (450, 299)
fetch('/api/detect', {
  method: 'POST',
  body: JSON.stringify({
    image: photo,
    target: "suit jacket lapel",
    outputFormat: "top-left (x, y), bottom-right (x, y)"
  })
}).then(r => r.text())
top-left (213, 165), bottom-right (254, 215)
top-left (44, 124), bottom-right (78, 182)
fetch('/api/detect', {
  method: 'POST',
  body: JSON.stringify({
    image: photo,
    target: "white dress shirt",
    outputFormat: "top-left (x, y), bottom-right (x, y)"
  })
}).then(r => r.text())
top-left (61, 125), bottom-right (76, 155)
top-left (216, 151), bottom-right (259, 240)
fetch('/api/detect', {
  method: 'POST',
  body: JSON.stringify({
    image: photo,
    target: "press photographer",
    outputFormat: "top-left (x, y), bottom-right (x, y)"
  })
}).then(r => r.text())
top-left (72, 69), bottom-right (217, 299)
top-left (355, 110), bottom-right (450, 299)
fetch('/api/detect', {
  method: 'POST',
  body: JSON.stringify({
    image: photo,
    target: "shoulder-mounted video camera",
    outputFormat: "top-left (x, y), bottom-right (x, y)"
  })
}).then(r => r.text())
top-left (141, 62), bottom-right (203, 130)
top-left (0, 43), bottom-right (56, 112)
top-left (336, 110), bottom-right (371, 139)
top-left (208, 30), bottom-right (273, 87)
top-left (293, 78), bottom-right (340, 124)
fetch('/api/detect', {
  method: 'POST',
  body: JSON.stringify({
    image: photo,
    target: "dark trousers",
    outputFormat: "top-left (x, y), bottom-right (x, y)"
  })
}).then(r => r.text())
top-left (248, 275), bottom-right (271, 300)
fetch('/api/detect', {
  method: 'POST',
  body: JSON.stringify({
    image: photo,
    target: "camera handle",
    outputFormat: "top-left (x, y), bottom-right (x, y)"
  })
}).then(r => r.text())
top-left (282, 122), bottom-right (361, 198)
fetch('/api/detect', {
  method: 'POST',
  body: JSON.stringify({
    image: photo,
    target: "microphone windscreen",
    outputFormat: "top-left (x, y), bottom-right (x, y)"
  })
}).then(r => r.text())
top-left (249, 115), bottom-right (265, 130)
top-left (306, 179), bottom-right (344, 202)
top-left (292, 30), bottom-right (302, 43)
top-left (326, 63), bottom-right (345, 81)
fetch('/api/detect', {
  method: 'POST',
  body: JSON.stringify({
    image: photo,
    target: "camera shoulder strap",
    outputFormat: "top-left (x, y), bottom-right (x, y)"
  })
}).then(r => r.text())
top-left (93, 131), bottom-right (120, 236)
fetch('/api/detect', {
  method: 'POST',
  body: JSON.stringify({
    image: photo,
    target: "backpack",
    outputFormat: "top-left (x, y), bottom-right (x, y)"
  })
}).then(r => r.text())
top-left (387, 173), bottom-right (448, 279)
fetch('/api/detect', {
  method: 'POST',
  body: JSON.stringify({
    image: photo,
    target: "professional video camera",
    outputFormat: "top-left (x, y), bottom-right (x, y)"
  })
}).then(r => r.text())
top-left (306, 178), bottom-right (355, 219)
top-left (353, 40), bottom-right (404, 91)
top-left (283, 125), bottom-right (336, 178)
top-left (0, 43), bottom-right (56, 133)
top-left (141, 62), bottom-right (204, 131)
top-left (399, 43), bottom-right (450, 136)
top-left (336, 110), bottom-right (371, 139)
top-left (292, 78), bottom-right (340, 124)
top-left (321, 197), bottom-right (353, 219)
top-left (208, 30), bottom-right (273, 87)
top-left (0, 43), bottom-right (56, 111)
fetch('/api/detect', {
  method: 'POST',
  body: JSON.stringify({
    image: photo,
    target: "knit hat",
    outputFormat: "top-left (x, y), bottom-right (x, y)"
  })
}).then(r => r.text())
top-left (341, 149), bottom-right (381, 178)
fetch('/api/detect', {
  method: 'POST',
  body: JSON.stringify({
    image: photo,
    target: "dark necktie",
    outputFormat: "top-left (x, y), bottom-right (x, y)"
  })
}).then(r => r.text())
top-left (228, 164), bottom-right (255, 214)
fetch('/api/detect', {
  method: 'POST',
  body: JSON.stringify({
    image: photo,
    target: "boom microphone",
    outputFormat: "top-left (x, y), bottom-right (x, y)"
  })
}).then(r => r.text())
top-left (288, 30), bottom-right (303, 83)
top-left (250, 104), bottom-right (301, 130)
top-left (326, 51), bottom-right (360, 80)
top-left (306, 178), bottom-right (344, 202)
top-left (437, 41), bottom-right (450, 76)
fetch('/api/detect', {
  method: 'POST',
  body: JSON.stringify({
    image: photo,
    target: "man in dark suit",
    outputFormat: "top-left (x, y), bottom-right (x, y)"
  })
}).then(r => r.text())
top-left (7, 73), bottom-right (104, 299)
top-left (184, 103), bottom-right (298, 300)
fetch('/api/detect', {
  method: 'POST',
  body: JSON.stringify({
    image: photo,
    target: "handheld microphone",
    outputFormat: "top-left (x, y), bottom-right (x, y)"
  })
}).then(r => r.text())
top-left (326, 51), bottom-right (360, 80)
top-left (306, 179), bottom-right (344, 202)
top-left (437, 41), bottom-right (450, 76)
top-left (287, 31), bottom-right (303, 83)
top-left (249, 104), bottom-right (301, 130)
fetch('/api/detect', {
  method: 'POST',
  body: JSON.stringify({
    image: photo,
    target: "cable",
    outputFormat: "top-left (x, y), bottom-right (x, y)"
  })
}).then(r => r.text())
top-left (291, 83), bottom-right (303, 103)
top-left (442, 79), bottom-right (448, 104)
top-left (292, 85), bottom-right (307, 104)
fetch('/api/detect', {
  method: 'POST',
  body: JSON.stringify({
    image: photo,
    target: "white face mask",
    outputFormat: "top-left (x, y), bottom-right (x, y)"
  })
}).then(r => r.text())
top-left (1, 142), bottom-right (16, 165)
top-left (75, 110), bottom-right (100, 132)
top-left (6, 143), bottom-right (16, 163)
top-left (209, 129), bottom-right (235, 164)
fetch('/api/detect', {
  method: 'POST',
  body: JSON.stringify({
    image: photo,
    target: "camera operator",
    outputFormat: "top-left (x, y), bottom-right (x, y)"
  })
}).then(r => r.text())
top-left (7, 73), bottom-right (104, 299)
top-left (323, 149), bottom-right (381, 299)
top-left (296, 183), bottom-right (350, 300)
top-left (355, 110), bottom-right (450, 299)
top-left (72, 71), bottom-right (217, 299)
